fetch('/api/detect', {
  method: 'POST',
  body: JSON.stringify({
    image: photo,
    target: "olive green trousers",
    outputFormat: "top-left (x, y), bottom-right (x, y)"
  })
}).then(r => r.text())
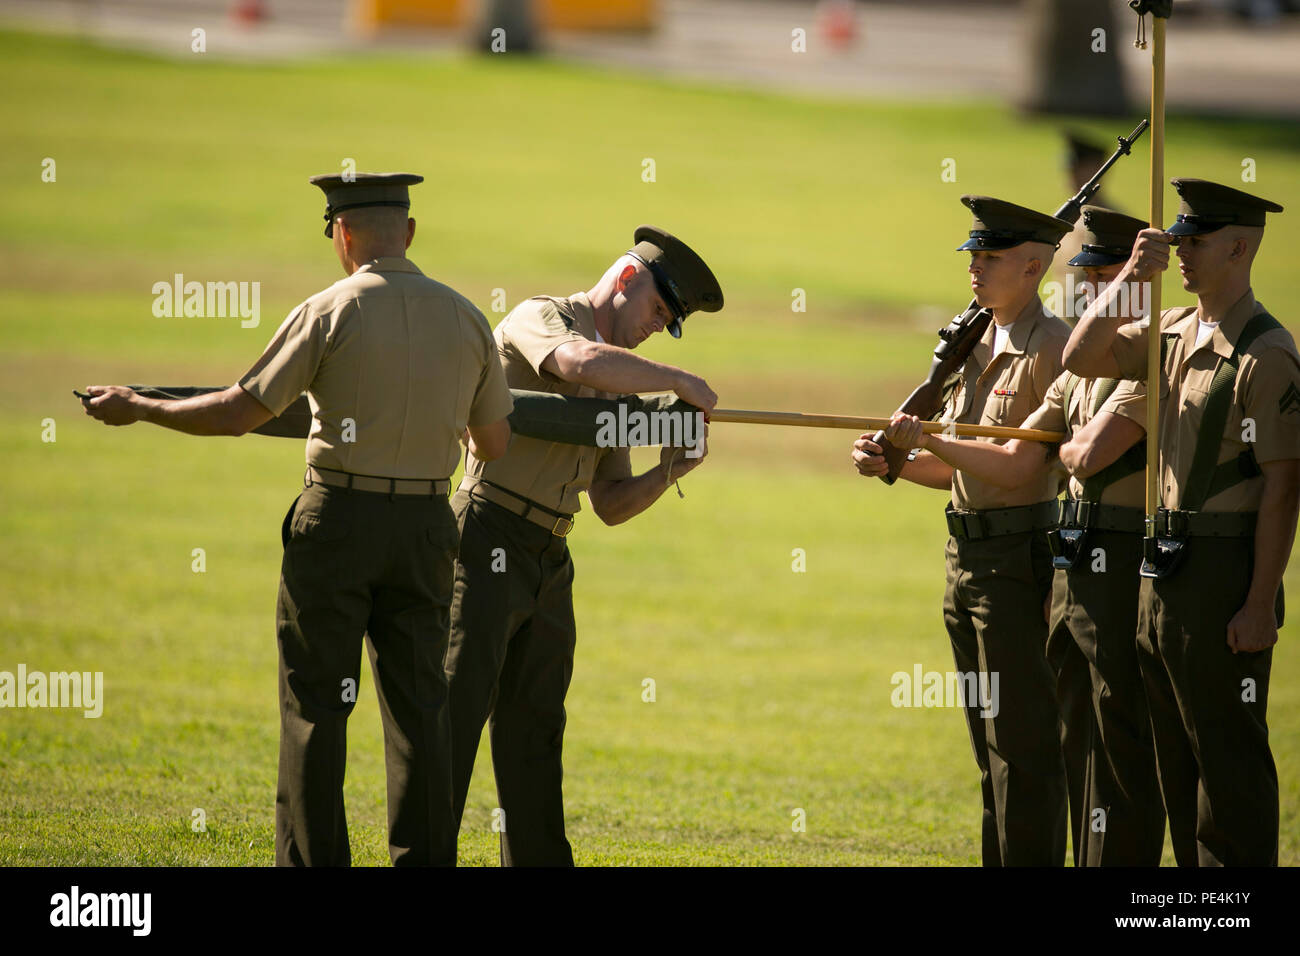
top-left (275, 482), bottom-right (460, 866)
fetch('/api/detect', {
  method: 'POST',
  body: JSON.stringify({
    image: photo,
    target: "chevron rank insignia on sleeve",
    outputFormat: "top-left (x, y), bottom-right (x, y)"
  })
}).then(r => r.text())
top-left (1279, 382), bottom-right (1300, 417)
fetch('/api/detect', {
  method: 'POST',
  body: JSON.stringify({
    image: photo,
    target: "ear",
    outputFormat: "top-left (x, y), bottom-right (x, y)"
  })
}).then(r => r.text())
top-left (1230, 236), bottom-right (1249, 262)
top-left (1024, 256), bottom-right (1043, 278)
top-left (406, 217), bottom-right (416, 250)
top-left (615, 263), bottom-right (637, 293)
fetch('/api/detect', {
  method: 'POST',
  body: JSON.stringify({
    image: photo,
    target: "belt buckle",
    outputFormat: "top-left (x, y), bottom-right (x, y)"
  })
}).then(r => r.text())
top-left (945, 508), bottom-right (983, 541)
top-left (1152, 508), bottom-right (1189, 537)
top-left (551, 515), bottom-right (574, 537)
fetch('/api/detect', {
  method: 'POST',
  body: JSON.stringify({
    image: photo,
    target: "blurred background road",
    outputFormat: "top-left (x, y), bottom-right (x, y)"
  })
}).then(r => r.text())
top-left (5, 0), bottom-right (1300, 116)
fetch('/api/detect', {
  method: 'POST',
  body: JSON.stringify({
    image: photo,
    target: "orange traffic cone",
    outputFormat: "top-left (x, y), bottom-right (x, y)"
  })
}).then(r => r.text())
top-left (230, 0), bottom-right (268, 26)
top-left (816, 0), bottom-right (858, 51)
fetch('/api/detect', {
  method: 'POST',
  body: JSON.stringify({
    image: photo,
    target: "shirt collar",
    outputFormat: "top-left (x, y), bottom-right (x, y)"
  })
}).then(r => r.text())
top-left (566, 291), bottom-right (599, 341)
top-left (983, 296), bottom-right (1048, 357)
top-left (1207, 290), bottom-right (1260, 359)
top-left (354, 256), bottom-right (423, 276)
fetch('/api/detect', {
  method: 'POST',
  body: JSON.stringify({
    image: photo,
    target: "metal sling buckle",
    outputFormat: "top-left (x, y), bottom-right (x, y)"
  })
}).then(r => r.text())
top-left (1140, 510), bottom-right (1186, 580)
top-left (1050, 528), bottom-right (1089, 572)
top-left (551, 515), bottom-right (574, 537)
top-left (1049, 499), bottom-right (1091, 571)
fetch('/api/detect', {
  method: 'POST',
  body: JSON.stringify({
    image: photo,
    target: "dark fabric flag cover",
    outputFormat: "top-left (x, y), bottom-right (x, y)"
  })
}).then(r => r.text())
top-left (126, 386), bottom-right (701, 448)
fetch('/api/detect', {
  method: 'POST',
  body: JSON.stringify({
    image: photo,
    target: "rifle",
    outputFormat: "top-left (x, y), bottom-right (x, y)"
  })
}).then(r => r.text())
top-left (872, 118), bottom-right (1149, 484)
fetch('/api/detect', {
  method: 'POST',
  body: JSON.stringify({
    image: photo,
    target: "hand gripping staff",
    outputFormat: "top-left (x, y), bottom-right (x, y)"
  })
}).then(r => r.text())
top-left (870, 118), bottom-right (1150, 484)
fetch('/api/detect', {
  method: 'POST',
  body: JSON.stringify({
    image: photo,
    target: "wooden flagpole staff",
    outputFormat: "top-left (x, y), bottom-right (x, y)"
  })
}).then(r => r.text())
top-left (711, 408), bottom-right (1064, 443)
top-left (1132, 0), bottom-right (1173, 522)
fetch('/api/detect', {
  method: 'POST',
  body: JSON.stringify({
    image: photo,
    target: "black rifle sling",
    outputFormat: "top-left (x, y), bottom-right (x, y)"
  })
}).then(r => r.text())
top-left (1059, 372), bottom-right (1081, 431)
top-left (1180, 310), bottom-right (1282, 512)
top-left (1088, 376), bottom-right (1120, 416)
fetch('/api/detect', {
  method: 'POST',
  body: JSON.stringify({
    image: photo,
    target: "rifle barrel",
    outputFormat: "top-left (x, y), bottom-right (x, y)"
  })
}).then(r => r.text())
top-left (1056, 118), bottom-right (1151, 221)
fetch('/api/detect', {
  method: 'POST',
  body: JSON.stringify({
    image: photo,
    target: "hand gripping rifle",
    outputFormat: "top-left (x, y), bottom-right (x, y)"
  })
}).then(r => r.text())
top-left (871, 118), bottom-right (1149, 484)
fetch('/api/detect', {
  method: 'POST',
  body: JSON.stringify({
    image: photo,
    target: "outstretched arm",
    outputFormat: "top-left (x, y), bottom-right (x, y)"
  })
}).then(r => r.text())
top-left (80, 384), bottom-right (273, 437)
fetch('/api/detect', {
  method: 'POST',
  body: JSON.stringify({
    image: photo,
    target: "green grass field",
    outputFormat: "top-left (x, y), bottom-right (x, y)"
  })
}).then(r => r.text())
top-left (1, 30), bottom-right (1298, 865)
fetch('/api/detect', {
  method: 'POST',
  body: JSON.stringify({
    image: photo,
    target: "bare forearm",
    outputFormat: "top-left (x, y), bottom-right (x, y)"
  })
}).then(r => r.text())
top-left (1245, 479), bottom-right (1300, 614)
top-left (589, 466), bottom-right (672, 525)
top-left (1058, 410), bottom-right (1146, 479)
top-left (922, 436), bottom-right (1044, 490)
top-left (467, 419), bottom-right (511, 461)
top-left (1058, 437), bottom-right (1088, 476)
top-left (140, 386), bottom-right (266, 436)
top-left (897, 450), bottom-right (956, 491)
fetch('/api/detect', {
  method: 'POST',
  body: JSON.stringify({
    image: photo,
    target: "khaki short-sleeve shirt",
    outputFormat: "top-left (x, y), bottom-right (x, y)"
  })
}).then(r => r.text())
top-left (1022, 371), bottom-right (1148, 508)
top-left (465, 292), bottom-right (633, 514)
top-left (239, 257), bottom-right (513, 479)
top-left (945, 296), bottom-right (1073, 510)
top-left (1109, 292), bottom-right (1300, 510)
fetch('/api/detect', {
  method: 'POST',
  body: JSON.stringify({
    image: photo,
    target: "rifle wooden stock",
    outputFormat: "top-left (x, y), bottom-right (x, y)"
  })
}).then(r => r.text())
top-left (871, 374), bottom-right (951, 482)
top-left (712, 408), bottom-right (1063, 442)
top-left (874, 305), bottom-right (992, 484)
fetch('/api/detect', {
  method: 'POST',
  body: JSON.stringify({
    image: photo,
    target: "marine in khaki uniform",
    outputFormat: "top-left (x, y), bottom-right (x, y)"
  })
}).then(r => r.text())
top-left (853, 196), bottom-right (1074, 866)
top-left (1066, 178), bottom-right (1300, 866)
top-left (447, 225), bottom-right (722, 866)
top-left (882, 206), bottom-right (1165, 866)
top-left (82, 172), bottom-right (516, 866)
